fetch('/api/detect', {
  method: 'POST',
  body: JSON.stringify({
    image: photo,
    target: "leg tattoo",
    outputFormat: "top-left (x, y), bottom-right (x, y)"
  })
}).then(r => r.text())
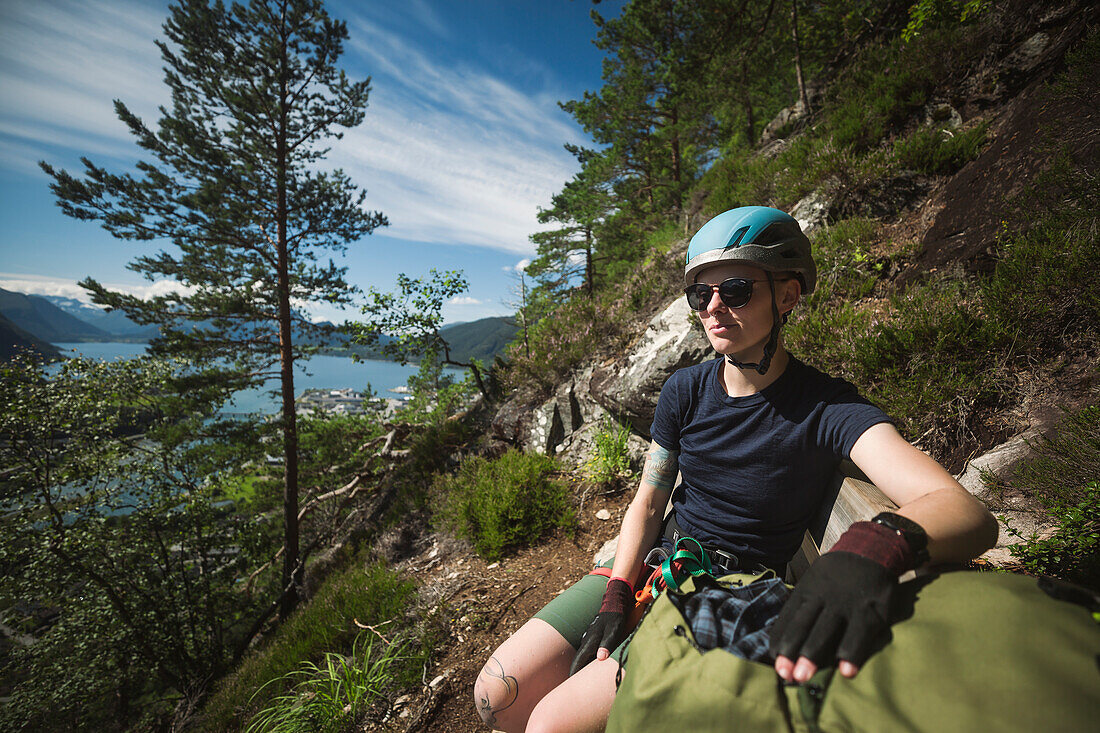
top-left (476, 657), bottom-right (518, 727)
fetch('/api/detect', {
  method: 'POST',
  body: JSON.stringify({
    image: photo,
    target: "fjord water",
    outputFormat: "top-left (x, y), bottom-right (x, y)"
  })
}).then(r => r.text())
top-left (53, 342), bottom-right (464, 414)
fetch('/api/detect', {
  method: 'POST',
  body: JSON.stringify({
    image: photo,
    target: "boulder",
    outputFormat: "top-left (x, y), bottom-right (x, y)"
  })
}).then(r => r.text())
top-left (589, 297), bottom-right (712, 437)
top-left (790, 189), bottom-right (832, 236)
top-left (490, 394), bottom-right (533, 445)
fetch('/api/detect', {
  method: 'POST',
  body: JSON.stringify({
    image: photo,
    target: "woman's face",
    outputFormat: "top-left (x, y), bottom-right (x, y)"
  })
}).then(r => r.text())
top-left (692, 262), bottom-right (799, 358)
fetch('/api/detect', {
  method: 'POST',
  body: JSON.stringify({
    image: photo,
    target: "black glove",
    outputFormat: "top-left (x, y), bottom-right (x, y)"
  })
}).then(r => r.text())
top-left (769, 550), bottom-right (896, 670)
top-left (569, 577), bottom-right (633, 676)
top-left (770, 519), bottom-right (920, 671)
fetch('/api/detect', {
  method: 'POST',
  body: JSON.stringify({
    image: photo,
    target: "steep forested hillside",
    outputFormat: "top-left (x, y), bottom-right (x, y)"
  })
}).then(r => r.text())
top-left (0, 312), bottom-right (61, 361)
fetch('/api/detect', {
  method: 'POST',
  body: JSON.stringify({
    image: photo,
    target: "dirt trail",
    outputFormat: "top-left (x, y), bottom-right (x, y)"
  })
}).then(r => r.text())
top-left (378, 487), bottom-right (632, 733)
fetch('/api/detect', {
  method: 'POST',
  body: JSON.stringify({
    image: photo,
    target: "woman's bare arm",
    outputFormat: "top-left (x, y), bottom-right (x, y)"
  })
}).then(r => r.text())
top-left (849, 422), bottom-right (998, 563)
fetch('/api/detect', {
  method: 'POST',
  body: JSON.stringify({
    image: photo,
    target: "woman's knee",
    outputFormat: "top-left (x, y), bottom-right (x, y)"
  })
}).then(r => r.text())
top-left (522, 657), bottom-right (620, 733)
top-left (471, 620), bottom-right (575, 730)
top-left (473, 654), bottom-right (524, 730)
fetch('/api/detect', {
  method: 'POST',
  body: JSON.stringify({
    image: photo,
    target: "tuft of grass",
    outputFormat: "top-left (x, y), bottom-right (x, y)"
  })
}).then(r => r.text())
top-left (583, 417), bottom-right (634, 485)
top-left (201, 562), bottom-right (421, 731)
top-left (434, 449), bottom-right (575, 561)
top-left (244, 634), bottom-right (412, 733)
top-left (892, 121), bottom-right (990, 175)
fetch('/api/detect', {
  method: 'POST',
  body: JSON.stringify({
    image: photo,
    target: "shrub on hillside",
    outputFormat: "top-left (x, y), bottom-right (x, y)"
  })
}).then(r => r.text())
top-left (993, 406), bottom-right (1100, 590)
top-left (826, 26), bottom-right (977, 152)
top-left (434, 450), bottom-right (574, 561)
top-left (893, 122), bottom-right (989, 174)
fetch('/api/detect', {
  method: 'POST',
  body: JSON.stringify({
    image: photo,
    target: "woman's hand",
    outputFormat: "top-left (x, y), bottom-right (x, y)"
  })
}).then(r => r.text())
top-left (570, 578), bottom-right (633, 675)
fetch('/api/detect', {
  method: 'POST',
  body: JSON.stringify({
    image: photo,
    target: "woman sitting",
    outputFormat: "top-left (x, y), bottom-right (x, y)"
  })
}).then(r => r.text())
top-left (474, 206), bottom-right (998, 733)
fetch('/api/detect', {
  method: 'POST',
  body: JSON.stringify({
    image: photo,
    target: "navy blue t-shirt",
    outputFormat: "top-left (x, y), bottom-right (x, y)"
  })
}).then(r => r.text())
top-left (650, 356), bottom-right (891, 567)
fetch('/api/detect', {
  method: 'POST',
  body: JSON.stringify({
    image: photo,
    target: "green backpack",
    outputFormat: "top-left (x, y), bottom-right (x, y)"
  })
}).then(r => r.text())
top-left (606, 570), bottom-right (1100, 732)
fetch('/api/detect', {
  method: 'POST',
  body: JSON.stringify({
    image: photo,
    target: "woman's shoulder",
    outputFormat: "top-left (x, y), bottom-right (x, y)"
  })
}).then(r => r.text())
top-left (785, 357), bottom-right (868, 402)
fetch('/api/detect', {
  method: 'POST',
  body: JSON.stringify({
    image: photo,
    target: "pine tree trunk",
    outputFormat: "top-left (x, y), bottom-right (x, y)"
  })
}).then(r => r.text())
top-left (669, 109), bottom-right (683, 212)
top-left (276, 23), bottom-right (301, 622)
top-left (584, 228), bottom-right (595, 297)
top-left (792, 0), bottom-right (810, 114)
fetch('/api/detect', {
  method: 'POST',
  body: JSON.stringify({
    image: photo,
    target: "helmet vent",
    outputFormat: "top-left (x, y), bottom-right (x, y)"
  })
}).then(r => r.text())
top-left (724, 227), bottom-right (749, 250)
top-left (755, 221), bottom-right (797, 246)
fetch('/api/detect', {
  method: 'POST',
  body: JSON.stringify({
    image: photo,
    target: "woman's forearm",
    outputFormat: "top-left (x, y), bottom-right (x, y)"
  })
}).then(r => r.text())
top-left (609, 442), bottom-right (678, 582)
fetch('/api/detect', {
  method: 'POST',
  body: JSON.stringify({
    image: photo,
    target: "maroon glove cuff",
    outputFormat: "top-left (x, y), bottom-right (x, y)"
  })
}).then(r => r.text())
top-left (830, 521), bottom-right (916, 576)
top-left (599, 578), bottom-right (633, 615)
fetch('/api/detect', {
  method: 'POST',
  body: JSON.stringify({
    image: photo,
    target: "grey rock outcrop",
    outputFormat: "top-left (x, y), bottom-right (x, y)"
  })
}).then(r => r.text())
top-left (955, 422), bottom-right (1062, 564)
top-left (589, 297), bottom-right (712, 438)
top-left (508, 296), bottom-right (712, 465)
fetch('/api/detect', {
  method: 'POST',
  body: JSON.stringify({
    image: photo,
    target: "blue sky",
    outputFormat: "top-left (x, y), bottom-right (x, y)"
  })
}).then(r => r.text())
top-left (0, 0), bottom-right (621, 324)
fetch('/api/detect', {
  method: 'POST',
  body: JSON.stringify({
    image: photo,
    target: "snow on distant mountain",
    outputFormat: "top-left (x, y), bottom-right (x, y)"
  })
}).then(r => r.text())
top-left (41, 295), bottom-right (160, 339)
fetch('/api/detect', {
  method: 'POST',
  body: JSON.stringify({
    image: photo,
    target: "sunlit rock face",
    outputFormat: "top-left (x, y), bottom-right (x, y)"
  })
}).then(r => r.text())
top-left (587, 297), bottom-right (712, 439)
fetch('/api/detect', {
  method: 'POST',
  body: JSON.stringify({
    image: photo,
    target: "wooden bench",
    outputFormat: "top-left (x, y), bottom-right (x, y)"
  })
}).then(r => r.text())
top-left (787, 461), bottom-right (898, 583)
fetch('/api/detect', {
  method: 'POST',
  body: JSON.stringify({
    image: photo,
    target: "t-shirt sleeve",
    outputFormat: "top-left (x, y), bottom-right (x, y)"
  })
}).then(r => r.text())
top-left (818, 386), bottom-right (893, 459)
top-left (650, 371), bottom-right (685, 452)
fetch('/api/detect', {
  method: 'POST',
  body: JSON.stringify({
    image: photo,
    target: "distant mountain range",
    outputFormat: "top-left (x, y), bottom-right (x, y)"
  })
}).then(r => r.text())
top-left (41, 294), bottom-right (162, 340)
top-left (439, 316), bottom-right (519, 364)
top-left (0, 311), bottom-right (62, 362)
top-left (0, 287), bottom-right (520, 365)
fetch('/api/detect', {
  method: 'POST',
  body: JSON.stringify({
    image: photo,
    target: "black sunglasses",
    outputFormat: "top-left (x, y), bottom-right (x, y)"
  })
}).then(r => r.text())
top-left (684, 277), bottom-right (759, 311)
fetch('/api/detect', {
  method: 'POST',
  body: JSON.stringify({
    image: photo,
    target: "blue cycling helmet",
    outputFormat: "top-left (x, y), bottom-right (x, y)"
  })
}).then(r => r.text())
top-left (684, 206), bottom-right (816, 294)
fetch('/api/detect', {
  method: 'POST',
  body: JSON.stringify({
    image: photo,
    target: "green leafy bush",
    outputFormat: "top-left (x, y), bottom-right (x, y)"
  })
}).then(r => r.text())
top-left (893, 122), bottom-right (989, 174)
top-left (1003, 483), bottom-right (1100, 591)
top-left (584, 417), bottom-right (634, 484)
top-left (994, 407), bottom-right (1100, 590)
top-left (435, 450), bottom-right (574, 560)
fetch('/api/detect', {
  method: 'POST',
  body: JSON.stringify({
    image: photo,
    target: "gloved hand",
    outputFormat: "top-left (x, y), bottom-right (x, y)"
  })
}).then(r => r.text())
top-left (770, 520), bottom-right (919, 682)
top-left (569, 577), bottom-right (633, 676)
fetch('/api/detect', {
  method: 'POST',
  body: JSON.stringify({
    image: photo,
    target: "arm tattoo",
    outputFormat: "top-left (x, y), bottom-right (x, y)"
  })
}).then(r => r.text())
top-left (641, 443), bottom-right (678, 492)
top-left (475, 657), bottom-right (518, 727)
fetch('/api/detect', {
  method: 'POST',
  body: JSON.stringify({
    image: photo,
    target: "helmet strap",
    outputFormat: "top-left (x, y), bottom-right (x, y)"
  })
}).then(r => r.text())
top-left (725, 272), bottom-right (783, 376)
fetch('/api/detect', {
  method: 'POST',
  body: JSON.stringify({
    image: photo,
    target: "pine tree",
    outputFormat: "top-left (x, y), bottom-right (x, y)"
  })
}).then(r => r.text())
top-left (526, 146), bottom-right (614, 298)
top-left (40, 0), bottom-right (386, 619)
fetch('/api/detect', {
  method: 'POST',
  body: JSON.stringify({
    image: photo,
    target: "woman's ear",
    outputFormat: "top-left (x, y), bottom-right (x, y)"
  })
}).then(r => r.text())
top-left (779, 277), bottom-right (802, 314)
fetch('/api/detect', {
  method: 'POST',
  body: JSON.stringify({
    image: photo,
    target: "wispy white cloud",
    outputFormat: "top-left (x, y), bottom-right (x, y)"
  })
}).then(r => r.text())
top-left (0, 272), bottom-right (189, 302)
top-left (447, 295), bottom-right (483, 306)
top-left (334, 16), bottom-right (583, 254)
top-left (1, 1), bottom-right (585, 256)
top-left (503, 258), bottom-right (531, 273)
top-left (0, 0), bottom-right (167, 170)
